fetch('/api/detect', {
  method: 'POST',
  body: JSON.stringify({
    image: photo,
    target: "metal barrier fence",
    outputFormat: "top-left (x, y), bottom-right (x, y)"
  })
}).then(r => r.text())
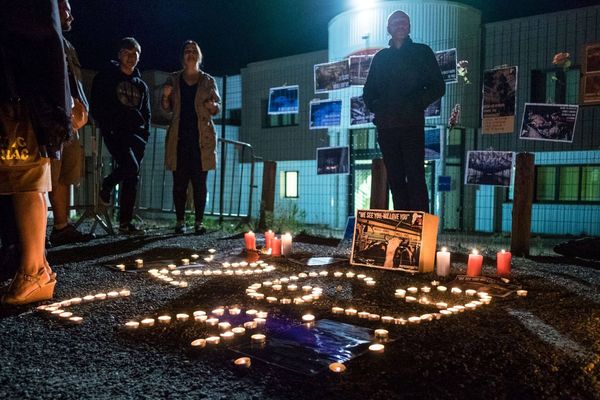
top-left (74, 124), bottom-right (261, 228)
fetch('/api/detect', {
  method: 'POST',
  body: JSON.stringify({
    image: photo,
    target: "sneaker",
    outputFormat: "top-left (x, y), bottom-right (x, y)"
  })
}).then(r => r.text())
top-left (99, 187), bottom-right (111, 206)
top-left (175, 221), bottom-right (186, 234)
top-left (49, 224), bottom-right (95, 247)
top-left (194, 224), bottom-right (207, 235)
top-left (118, 223), bottom-right (146, 236)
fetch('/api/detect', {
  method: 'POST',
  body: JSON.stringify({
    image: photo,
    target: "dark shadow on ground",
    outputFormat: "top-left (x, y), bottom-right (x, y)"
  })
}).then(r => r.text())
top-left (527, 255), bottom-right (600, 270)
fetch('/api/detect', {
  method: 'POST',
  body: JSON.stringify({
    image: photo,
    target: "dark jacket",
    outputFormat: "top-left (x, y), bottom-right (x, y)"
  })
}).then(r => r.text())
top-left (363, 37), bottom-right (445, 128)
top-left (90, 61), bottom-right (150, 138)
top-left (0, 0), bottom-right (71, 159)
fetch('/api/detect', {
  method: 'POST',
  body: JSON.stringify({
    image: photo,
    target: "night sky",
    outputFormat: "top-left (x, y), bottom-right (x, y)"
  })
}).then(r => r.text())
top-left (68, 0), bottom-right (599, 76)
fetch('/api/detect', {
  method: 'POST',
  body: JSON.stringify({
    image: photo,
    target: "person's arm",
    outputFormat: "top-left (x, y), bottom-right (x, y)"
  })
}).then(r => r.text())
top-left (204, 77), bottom-right (221, 116)
top-left (362, 54), bottom-right (381, 114)
top-left (141, 83), bottom-right (151, 134)
top-left (420, 46), bottom-right (446, 109)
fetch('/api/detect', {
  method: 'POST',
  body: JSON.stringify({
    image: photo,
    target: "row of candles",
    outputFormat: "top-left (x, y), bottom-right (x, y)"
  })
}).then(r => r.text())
top-left (244, 231), bottom-right (292, 256)
top-left (435, 247), bottom-right (512, 277)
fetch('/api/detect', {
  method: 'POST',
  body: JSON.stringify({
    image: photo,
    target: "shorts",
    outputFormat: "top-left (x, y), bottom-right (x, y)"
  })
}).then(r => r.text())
top-left (50, 135), bottom-right (83, 187)
top-left (0, 158), bottom-right (51, 194)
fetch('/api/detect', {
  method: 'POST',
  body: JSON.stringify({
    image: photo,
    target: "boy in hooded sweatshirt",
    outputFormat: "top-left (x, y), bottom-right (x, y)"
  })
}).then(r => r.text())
top-left (90, 37), bottom-right (150, 235)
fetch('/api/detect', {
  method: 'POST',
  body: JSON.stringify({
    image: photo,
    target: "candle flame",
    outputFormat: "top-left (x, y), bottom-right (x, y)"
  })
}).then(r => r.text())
top-left (441, 247), bottom-right (447, 252)
top-left (472, 249), bottom-right (479, 255)
top-left (501, 249), bottom-right (506, 253)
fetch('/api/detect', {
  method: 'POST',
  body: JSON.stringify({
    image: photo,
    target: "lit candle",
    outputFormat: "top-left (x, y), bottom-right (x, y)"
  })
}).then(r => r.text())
top-left (256, 311), bottom-right (268, 319)
top-left (516, 290), bottom-right (528, 297)
top-left (407, 287), bottom-right (418, 294)
top-left (334, 272), bottom-right (343, 277)
top-left (191, 339), bottom-right (206, 348)
top-left (244, 321), bottom-right (258, 329)
top-left (107, 291), bottom-right (119, 298)
top-left (135, 259), bottom-right (143, 268)
top-left (264, 230), bottom-right (275, 251)
top-left (302, 314), bottom-right (315, 323)
top-left (368, 314), bottom-right (380, 321)
top-left (181, 258), bottom-right (190, 266)
top-left (206, 336), bottom-right (220, 345)
top-left (374, 329), bottom-right (388, 339)
top-left (83, 295), bottom-right (95, 302)
top-left (405, 296), bottom-right (417, 303)
top-left (369, 344), bottom-right (385, 353)
top-left (467, 249), bottom-right (483, 277)
top-left (94, 293), bottom-right (107, 300)
top-left (451, 287), bottom-right (462, 295)
top-left (496, 249), bottom-right (512, 276)
top-left (358, 311), bottom-right (370, 319)
top-left (302, 285), bottom-right (312, 292)
top-left (191, 254), bottom-right (200, 260)
top-left (465, 289), bottom-right (477, 296)
top-left (271, 237), bottom-right (282, 256)
top-left (395, 289), bottom-right (406, 298)
top-left (332, 307), bottom-right (344, 314)
top-left (267, 296), bottom-right (278, 303)
top-left (280, 298), bottom-right (291, 305)
top-left (437, 285), bottom-right (447, 292)
top-left (408, 316), bottom-right (421, 324)
top-left (212, 308), bottom-right (225, 316)
top-left (232, 327), bottom-right (246, 335)
top-left (206, 318), bottom-right (219, 326)
top-left (244, 231), bottom-right (256, 251)
top-left (158, 315), bottom-right (172, 324)
top-left (381, 316), bottom-right (394, 324)
top-left (234, 357), bottom-right (251, 368)
top-left (59, 312), bottom-right (73, 319)
top-left (281, 233), bottom-right (292, 256)
top-left (208, 248), bottom-right (216, 254)
top-left (394, 318), bottom-right (407, 325)
top-left (436, 247), bottom-right (451, 277)
top-left (68, 316), bottom-right (83, 324)
top-left (329, 362), bottom-right (346, 373)
top-left (141, 318), bottom-right (155, 327)
top-left (116, 264), bottom-right (126, 272)
top-left (254, 318), bottom-right (266, 326)
top-left (125, 321), bottom-right (139, 329)
top-left (168, 264), bottom-right (176, 270)
top-left (366, 280), bottom-right (376, 286)
top-left (176, 313), bottom-right (189, 322)
top-left (421, 286), bottom-right (431, 293)
top-left (251, 333), bottom-right (266, 344)
top-left (119, 289), bottom-right (131, 297)
top-left (344, 308), bottom-right (357, 316)
top-left (220, 331), bottom-right (235, 340)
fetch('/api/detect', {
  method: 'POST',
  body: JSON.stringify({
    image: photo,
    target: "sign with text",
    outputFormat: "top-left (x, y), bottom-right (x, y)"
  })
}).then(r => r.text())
top-left (482, 66), bottom-right (518, 134)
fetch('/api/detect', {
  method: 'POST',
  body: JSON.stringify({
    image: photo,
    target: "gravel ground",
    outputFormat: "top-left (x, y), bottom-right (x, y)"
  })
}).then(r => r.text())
top-left (0, 228), bottom-right (599, 400)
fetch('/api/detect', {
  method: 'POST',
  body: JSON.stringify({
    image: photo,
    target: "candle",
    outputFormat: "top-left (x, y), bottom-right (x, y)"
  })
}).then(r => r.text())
top-left (271, 237), bottom-right (282, 256)
top-left (496, 249), bottom-right (512, 276)
top-left (334, 272), bottom-right (343, 277)
top-left (141, 318), bottom-right (155, 327)
top-left (281, 233), bottom-right (292, 256)
top-left (206, 318), bottom-right (219, 326)
top-left (208, 248), bottom-right (216, 254)
top-left (369, 344), bottom-right (385, 353)
top-left (135, 259), bottom-right (143, 268)
top-left (212, 308), bottom-right (225, 316)
top-left (381, 316), bottom-right (394, 324)
top-left (232, 327), bottom-right (246, 335)
top-left (437, 286), bottom-right (447, 292)
top-left (395, 289), bottom-right (406, 298)
top-left (191, 339), bottom-right (206, 348)
top-left (254, 317), bottom-right (267, 326)
top-left (125, 321), bottom-right (140, 329)
top-left (220, 331), bottom-right (235, 340)
top-left (107, 291), bottom-right (119, 298)
top-left (176, 313), bottom-right (189, 322)
top-left (59, 312), bottom-right (73, 319)
top-left (119, 289), bottom-right (131, 297)
top-left (374, 329), bottom-right (388, 339)
top-left (181, 258), bottom-right (190, 266)
top-left (329, 363), bottom-right (346, 373)
top-left (368, 314), bottom-right (380, 321)
top-left (408, 316), bottom-right (421, 324)
top-left (267, 296), bottom-right (278, 303)
top-left (206, 336), bottom-right (220, 345)
top-left (436, 247), bottom-right (451, 277)
top-left (168, 264), bottom-right (176, 270)
top-left (191, 254), bottom-right (200, 260)
top-left (451, 287), bottom-right (462, 295)
top-left (465, 289), bottom-right (477, 296)
top-left (244, 321), bottom-right (258, 329)
top-left (302, 314), bottom-right (315, 323)
top-left (332, 307), bottom-right (344, 314)
top-left (366, 280), bottom-right (376, 286)
top-left (516, 289), bottom-right (528, 297)
top-left (280, 298), bottom-right (291, 304)
top-left (244, 231), bottom-right (256, 250)
top-left (234, 357), bottom-right (252, 368)
top-left (467, 249), bottom-right (483, 277)
top-left (94, 293), bottom-right (107, 300)
top-left (264, 230), bottom-right (275, 251)
top-left (256, 311), bottom-right (268, 319)
top-left (440, 310), bottom-right (453, 317)
top-left (358, 311), bottom-right (370, 319)
top-left (251, 334), bottom-right (266, 344)
top-left (116, 264), bottom-right (126, 272)
top-left (158, 315), bottom-right (172, 324)
top-left (345, 308), bottom-right (358, 316)
top-left (407, 287), bottom-right (418, 294)
top-left (421, 286), bottom-right (431, 293)
top-left (394, 318), bottom-right (407, 325)
top-left (68, 316), bottom-right (83, 324)
top-left (405, 296), bottom-right (417, 303)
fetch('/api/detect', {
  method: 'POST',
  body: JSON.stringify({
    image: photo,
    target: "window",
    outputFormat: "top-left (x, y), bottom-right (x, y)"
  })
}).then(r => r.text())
top-left (531, 68), bottom-right (580, 104)
top-left (534, 165), bottom-right (600, 203)
top-left (283, 171), bottom-right (298, 198)
top-left (262, 100), bottom-right (298, 128)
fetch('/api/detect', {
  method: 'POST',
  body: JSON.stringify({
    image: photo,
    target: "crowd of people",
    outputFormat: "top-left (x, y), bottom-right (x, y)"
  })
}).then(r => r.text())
top-left (0, 0), bottom-right (220, 305)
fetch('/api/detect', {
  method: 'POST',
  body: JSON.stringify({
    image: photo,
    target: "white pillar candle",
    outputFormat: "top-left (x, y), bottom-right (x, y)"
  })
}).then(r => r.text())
top-left (281, 233), bottom-right (293, 256)
top-left (436, 247), bottom-right (451, 277)
top-left (191, 254), bottom-right (200, 260)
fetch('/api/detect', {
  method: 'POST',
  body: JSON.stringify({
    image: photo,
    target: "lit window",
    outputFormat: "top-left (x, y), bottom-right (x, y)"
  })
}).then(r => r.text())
top-left (284, 171), bottom-right (298, 198)
top-left (558, 166), bottom-right (579, 201)
top-left (581, 166), bottom-right (600, 202)
top-left (535, 166), bottom-right (556, 201)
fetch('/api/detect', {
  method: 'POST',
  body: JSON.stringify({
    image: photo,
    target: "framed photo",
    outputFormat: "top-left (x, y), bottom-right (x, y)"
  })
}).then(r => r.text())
top-left (316, 146), bottom-right (350, 175)
top-left (583, 43), bottom-right (600, 74)
top-left (268, 85), bottom-right (299, 115)
top-left (582, 73), bottom-right (600, 105)
top-left (350, 209), bottom-right (439, 273)
top-left (350, 95), bottom-right (374, 126)
top-left (519, 103), bottom-right (579, 143)
top-left (349, 55), bottom-right (374, 86)
top-left (309, 99), bottom-right (342, 129)
top-left (424, 127), bottom-right (442, 161)
top-left (465, 150), bottom-right (514, 187)
top-left (435, 48), bottom-right (458, 83)
top-left (314, 60), bottom-right (350, 93)
top-left (482, 66), bottom-right (518, 134)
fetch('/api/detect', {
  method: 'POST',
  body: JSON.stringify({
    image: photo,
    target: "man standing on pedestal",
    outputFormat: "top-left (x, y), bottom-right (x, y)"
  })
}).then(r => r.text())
top-left (90, 37), bottom-right (150, 235)
top-left (48, 0), bottom-right (92, 246)
top-left (363, 10), bottom-right (445, 212)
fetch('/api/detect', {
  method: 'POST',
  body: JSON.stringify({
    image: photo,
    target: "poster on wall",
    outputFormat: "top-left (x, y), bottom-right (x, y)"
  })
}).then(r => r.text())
top-left (350, 96), bottom-right (374, 126)
top-left (481, 66), bottom-right (518, 134)
top-left (435, 48), bottom-right (458, 83)
top-left (309, 99), bottom-right (342, 129)
top-left (425, 98), bottom-right (441, 118)
top-left (519, 103), bottom-right (579, 143)
top-left (424, 127), bottom-right (442, 160)
top-left (314, 60), bottom-right (350, 93)
top-left (268, 85), bottom-right (299, 115)
top-left (350, 209), bottom-right (439, 273)
top-left (349, 55), bottom-right (374, 86)
top-left (465, 150), bottom-right (514, 187)
top-left (316, 146), bottom-right (350, 175)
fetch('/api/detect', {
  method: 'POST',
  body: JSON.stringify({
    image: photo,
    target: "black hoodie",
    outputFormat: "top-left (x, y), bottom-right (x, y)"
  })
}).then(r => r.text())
top-left (90, 60), bottom-right (150, 138)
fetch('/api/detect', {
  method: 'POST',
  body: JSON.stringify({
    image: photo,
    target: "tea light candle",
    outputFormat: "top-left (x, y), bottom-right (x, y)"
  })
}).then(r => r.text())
top-left (271, 237), bottom-right (281, 256)
top-left (251, 334), bottom-right (266, 344)
top-left (394, 318), bottom-right (407, 325)
top-left (431, 280), bottom-right (440, 286)
top-left (467, 249), bottom-right (483, 277)
top-left (191, 254), bottom-right (200, 260)
top-left (358, 311), bottom-right (370, 319)
top-left (408, 316), bottom-right (421, 324)
top-left (267, 297), bottom-right (278, 303)
top-left (301, 295), bottom-right (314, 302)
top-left (481, 297), bottom-right (492, 304)
top-left (436, 302), bottom-right (448, 309)
top-left (407, 287), bottom-right (418, 294)
top-left (421, 286), bottom-right (431, 293)
top-left (405, 296), bottom-right (417, 303)
top-left (254, 317), bottom-right (266, 326)
top-left (287, 284), bottom-right (298, 291)
top-left (454, 305), bottom-right (465, 312)
top-left (94, 293), bottom-right (107, 300)
top-left (374, 329), bottom-right (388, 339)
top-left (119, 289), bottom-right (131, 297)
top-left (244, 321), bottom-right (258, 329)
top-left (220, 331), bottom-right (235, 340)
top-left (232, 327), bottom-right (246, 335)
top-left (497, 249), bottom-right (512, 276)
top-left (381, 316), bottom-right (394, 324)
top-left (60, 300), bottom-right (72, 307)
top-left (179, 281), bottom-right (188, 288)
top-left (420, 314), bottom-right (433, 322)
top-left (465, 303), bottom-right (477, 310)
top-left (158, 315), bottom-right (172, 324)
top-left (212, 308), bottom-right (225, 316)
top-left (346, 272), bottom-right (355, 278)
top-left (206, 318), bottom-right (219, 326)
top-left (234, 357), bottom-right (251, 368)
top-left (168, 264), bottom-right (176, 270)
top-left (437, 286), bottom-right (447, 292)
top-left (395, 289), bottom-right (406, 298)
top-left (302, 285), bottom-right (312, 292)
top-left (280, 298), bottom-right (292, 304)
top-left (116, 264), bottom-right (126, 272)
top-left (191, 339), bottom-right (206, 348)
top-left (195, 315), bottom-right (208, 323)
top-left (208, 248), bottom-right (216, 254)
top-left (293, 298), bottom-right (304, 305)
top-left (369, 344), bottom-right (385, 353)
top-left (59, 312), bottom-right (73, 319)
top-left (329, 362), bottom-right (346, 373)
top-left (107, 291), bottom-right (120, 298)
top-left (517, 289), bottom-right (528, 297)
top-left (176, 313), bottom-right (189, 322)
top-left (465, 289), bottom-right (477, 296)
top-left (68, 316), bottom-right (83, 324)
top-left (302, 314), bottom-right (315, 323)
top-left (135, 259), bottom-right (143, 268)
top-left (366, 280), bottom-right (376, 286)
top-left (345, 308), bottom-right (358, 316)
top-left (206, 336), bottom-right (220, 345)
top-left (334, 272), bottom-right (343, 277)
top-left (436, 247), bottom-right (451, 277)
top-left (244, 231), bottom-right (256, 251)
top-left (125, 321), bottom-right (140, 329)
top-left (368, 314), bottom-right (380, 321)
top-left (319, 271), bottom-right (328, 276)
top-left (141, 318), bottom-right (155, 327)
top-left (332, 307), bottom-right (344, 314)
top-left (181, 258), bottom-right (190, 266)
top-left (257, 311), bottom-right (268, 319)
top-left (451, 287), bottom-right (462, 295)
